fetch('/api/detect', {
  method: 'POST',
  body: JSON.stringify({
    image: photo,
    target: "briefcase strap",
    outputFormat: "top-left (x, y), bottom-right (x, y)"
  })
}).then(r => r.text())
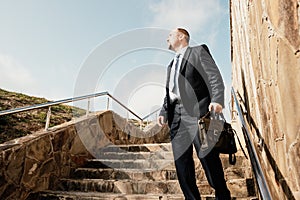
top-left (232, 128), bottom-right (248, 160)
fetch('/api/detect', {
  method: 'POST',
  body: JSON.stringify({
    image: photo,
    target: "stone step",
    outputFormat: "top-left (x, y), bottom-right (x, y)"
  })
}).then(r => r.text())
top-left (54, 178), bottom-right (253, 197)
top-left (71, 168), bottom-right (178, 181)
top-left (84, 159), bottom-right (174, 170)
top-left (97, 143), bottom-right (247, 162)
top-left (31, 142), bottom-right (256, 200)
top-left (54, 179), bottom-right (181, 194)
top-left (98, 143), bottom-right (172, 153)
top-left (95, 150), bottom-right (249, 169)
top-left (224, 166), bottom-right (253, 180)
top-left (97, 151), bottom-right (174, 160)
top-left (72, 167), bottom-right (251, 182)
top-left (93, 149), bottom-right (249, 169)
top-left (227, 178), bottom-right (257, 198)
top-left (32, 190), bottom-right (259, 200)
top-left (84, 155), bottom-right (251, 175)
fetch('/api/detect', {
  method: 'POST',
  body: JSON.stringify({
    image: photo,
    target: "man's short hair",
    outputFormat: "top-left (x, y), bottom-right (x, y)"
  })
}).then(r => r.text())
top-left (177, 28), bottom-right (190, 43)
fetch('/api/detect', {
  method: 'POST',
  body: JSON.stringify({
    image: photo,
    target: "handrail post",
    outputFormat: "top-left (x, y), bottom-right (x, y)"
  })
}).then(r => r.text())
top-left (106, 97), bottom-right (110, 110)
top-left (230, 94), bottom-right (237, 122)
top-left (45, 106), bottom-right (51, 130)
top-left (140, 120), bottom-right (144, 130)
top-left (86, 98), bottom-right (90, 116)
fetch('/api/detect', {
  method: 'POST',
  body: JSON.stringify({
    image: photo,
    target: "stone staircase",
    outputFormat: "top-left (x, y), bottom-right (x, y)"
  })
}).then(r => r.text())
top-left (29, 142), bottom-right (258, 200)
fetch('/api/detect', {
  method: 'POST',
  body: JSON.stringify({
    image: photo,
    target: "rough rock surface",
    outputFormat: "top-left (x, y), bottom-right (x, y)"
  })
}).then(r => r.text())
top-left (231, 0), bottom-right (300, 199)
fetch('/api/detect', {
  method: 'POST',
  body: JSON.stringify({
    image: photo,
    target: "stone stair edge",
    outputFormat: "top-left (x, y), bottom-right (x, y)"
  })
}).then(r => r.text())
top-left (86, 157), bottom-right (249, 169)
top-left (59, 178), bottom-right (179, 183)
top-left (90, 155), bottom-right (247, 161)
top-left (74, 167), bottom-right (176, 172)
top-left (95, 151), bottom-right (167, 156)
top-left (103, 143), bottom-right (172, 147)
top-left (36, 190), bottom-right (186, 199)
top-left (74, 166), bottom-right (251, 172)
top-left (88, 159), bottom-right (174, 162)
top-left (36, 190), bottom-right (215, 198)
top-left (36, 190), bottom-right (257, 200)
top-left (37, 190), bottom-right (184, 197)
top-left (59, 177), bottom-right (250, 185)
top-left (98, 143), bottom-right (247, 155)
top-left (52, 179), bottom-right (253, 198)
top-left (96, 151), bottom-right (246, 159)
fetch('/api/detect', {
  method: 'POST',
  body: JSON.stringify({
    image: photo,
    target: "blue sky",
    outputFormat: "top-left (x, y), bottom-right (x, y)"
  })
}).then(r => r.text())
top-left (0, 0), bottom-right (231, 118)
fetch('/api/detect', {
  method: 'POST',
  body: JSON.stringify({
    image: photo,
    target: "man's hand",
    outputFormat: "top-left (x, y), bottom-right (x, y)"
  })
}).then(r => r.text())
top-left (157, 116), bottom-right (167, 127)
top-left (209, 102), bottom-right (223, 114)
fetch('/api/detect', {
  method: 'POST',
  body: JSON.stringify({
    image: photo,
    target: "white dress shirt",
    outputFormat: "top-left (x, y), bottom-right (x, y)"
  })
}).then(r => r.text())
top-left (169, 46), bottom-right (188, 102)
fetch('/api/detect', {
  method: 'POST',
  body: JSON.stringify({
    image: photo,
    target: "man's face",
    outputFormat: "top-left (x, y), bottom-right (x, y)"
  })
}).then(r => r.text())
top-left (167, 30), bottom-right (180, 51)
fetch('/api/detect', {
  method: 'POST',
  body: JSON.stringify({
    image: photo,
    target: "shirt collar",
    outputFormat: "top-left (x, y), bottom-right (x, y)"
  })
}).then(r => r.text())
top-left (175, 46), bottom-right (188, 58)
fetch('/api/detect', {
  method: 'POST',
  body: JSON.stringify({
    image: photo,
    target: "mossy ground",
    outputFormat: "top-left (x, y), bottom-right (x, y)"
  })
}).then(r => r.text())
top-left (0, 89), bottom-right (86, 143)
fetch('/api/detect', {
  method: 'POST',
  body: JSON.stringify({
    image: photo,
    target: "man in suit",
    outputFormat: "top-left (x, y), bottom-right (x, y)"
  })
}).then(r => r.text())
top-left (158, 28), bottom-right (231, 200)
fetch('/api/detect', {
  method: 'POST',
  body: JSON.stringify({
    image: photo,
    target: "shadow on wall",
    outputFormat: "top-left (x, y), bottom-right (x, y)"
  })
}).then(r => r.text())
top-left (239, 70), bottom-right (296, 200)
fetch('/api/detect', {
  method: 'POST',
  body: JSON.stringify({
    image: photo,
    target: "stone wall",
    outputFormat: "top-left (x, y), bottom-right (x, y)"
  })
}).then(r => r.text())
top-left (0, 110), bottom-right (169, 199)
top-left (231, 0), bottom-right (300, 199)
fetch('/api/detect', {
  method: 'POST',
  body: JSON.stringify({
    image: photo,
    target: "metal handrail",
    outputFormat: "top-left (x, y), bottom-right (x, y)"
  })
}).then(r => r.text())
top-left (0, 91), bottom-right (159, 130)
top-left (231, 87), bottom-right (272, 199)
top-left (0, 91), bottom-right (108, 116)
top-left (106, 93), bottom-right (142, 121)
top-left (142, 107), bottom-right (161, 121)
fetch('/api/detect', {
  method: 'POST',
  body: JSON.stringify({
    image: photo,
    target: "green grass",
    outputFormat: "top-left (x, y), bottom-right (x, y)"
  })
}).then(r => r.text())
top-left (0, 89), bottom-right (86, 143)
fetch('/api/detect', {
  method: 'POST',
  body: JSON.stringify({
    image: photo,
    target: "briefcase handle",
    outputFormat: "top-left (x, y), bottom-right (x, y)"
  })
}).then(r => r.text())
top-left (204, 111), bottom-right (226, 121)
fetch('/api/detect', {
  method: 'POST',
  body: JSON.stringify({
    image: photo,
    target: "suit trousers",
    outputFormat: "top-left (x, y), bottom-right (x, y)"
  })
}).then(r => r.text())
top-left (169, 103), bottom-right (231, 200)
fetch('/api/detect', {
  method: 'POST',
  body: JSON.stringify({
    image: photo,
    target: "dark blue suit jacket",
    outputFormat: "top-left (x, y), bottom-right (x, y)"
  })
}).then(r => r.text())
top-left (160, 44), bottom-right (225, 126)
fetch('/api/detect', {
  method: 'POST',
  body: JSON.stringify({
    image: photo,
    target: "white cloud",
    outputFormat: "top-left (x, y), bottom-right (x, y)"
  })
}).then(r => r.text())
top-left (107, 65), bottom-right (167, 119)
top-left (148, 0), bottom-right (224, 34)
top-left (127, 82), bottom-right (165, 118)
top-left (0, 54), bottom-right (79, 101)
top-left (0, 54), bottom-right (36, 94)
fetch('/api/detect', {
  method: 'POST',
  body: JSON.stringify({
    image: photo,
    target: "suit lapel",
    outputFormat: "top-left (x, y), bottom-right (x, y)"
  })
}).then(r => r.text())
top-left (166, 60), bottom-right (174, 88)
top-left (166, 47), bottom-right (191, 89)
top-left (180, 47), bottom-right (192, 73)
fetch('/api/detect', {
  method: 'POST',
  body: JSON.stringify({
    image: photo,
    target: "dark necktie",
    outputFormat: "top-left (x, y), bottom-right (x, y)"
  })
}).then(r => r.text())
top-left (173, 54), bottom-right (181, 93)
top-left (170, 54), bottom-right (181, 99)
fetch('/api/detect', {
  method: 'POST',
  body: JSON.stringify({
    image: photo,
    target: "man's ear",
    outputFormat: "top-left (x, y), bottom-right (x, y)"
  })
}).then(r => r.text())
top-left (178, 32), bottom-right (185, 41)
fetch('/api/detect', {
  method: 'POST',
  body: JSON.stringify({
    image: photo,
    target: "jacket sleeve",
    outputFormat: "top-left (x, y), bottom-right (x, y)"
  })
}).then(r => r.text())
top-left (159, 93), bottom-right (168, 119)
top-left (159, 62), bottom-right (172, 119)
top-left (199, 45), bottom-right (225, 107)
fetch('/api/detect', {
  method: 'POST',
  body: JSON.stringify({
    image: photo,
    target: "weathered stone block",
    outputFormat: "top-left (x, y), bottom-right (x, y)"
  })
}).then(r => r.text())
top-left (6, 147), bottom-right (25, 184)
top-left (26, 136), bottom-right (52, 162)
top-left (22, 157), bottom-right (40, 187)
top-left (52, 128), bottom-right (70, 152)
top-left (100, 111), bottom-right (113, 134)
